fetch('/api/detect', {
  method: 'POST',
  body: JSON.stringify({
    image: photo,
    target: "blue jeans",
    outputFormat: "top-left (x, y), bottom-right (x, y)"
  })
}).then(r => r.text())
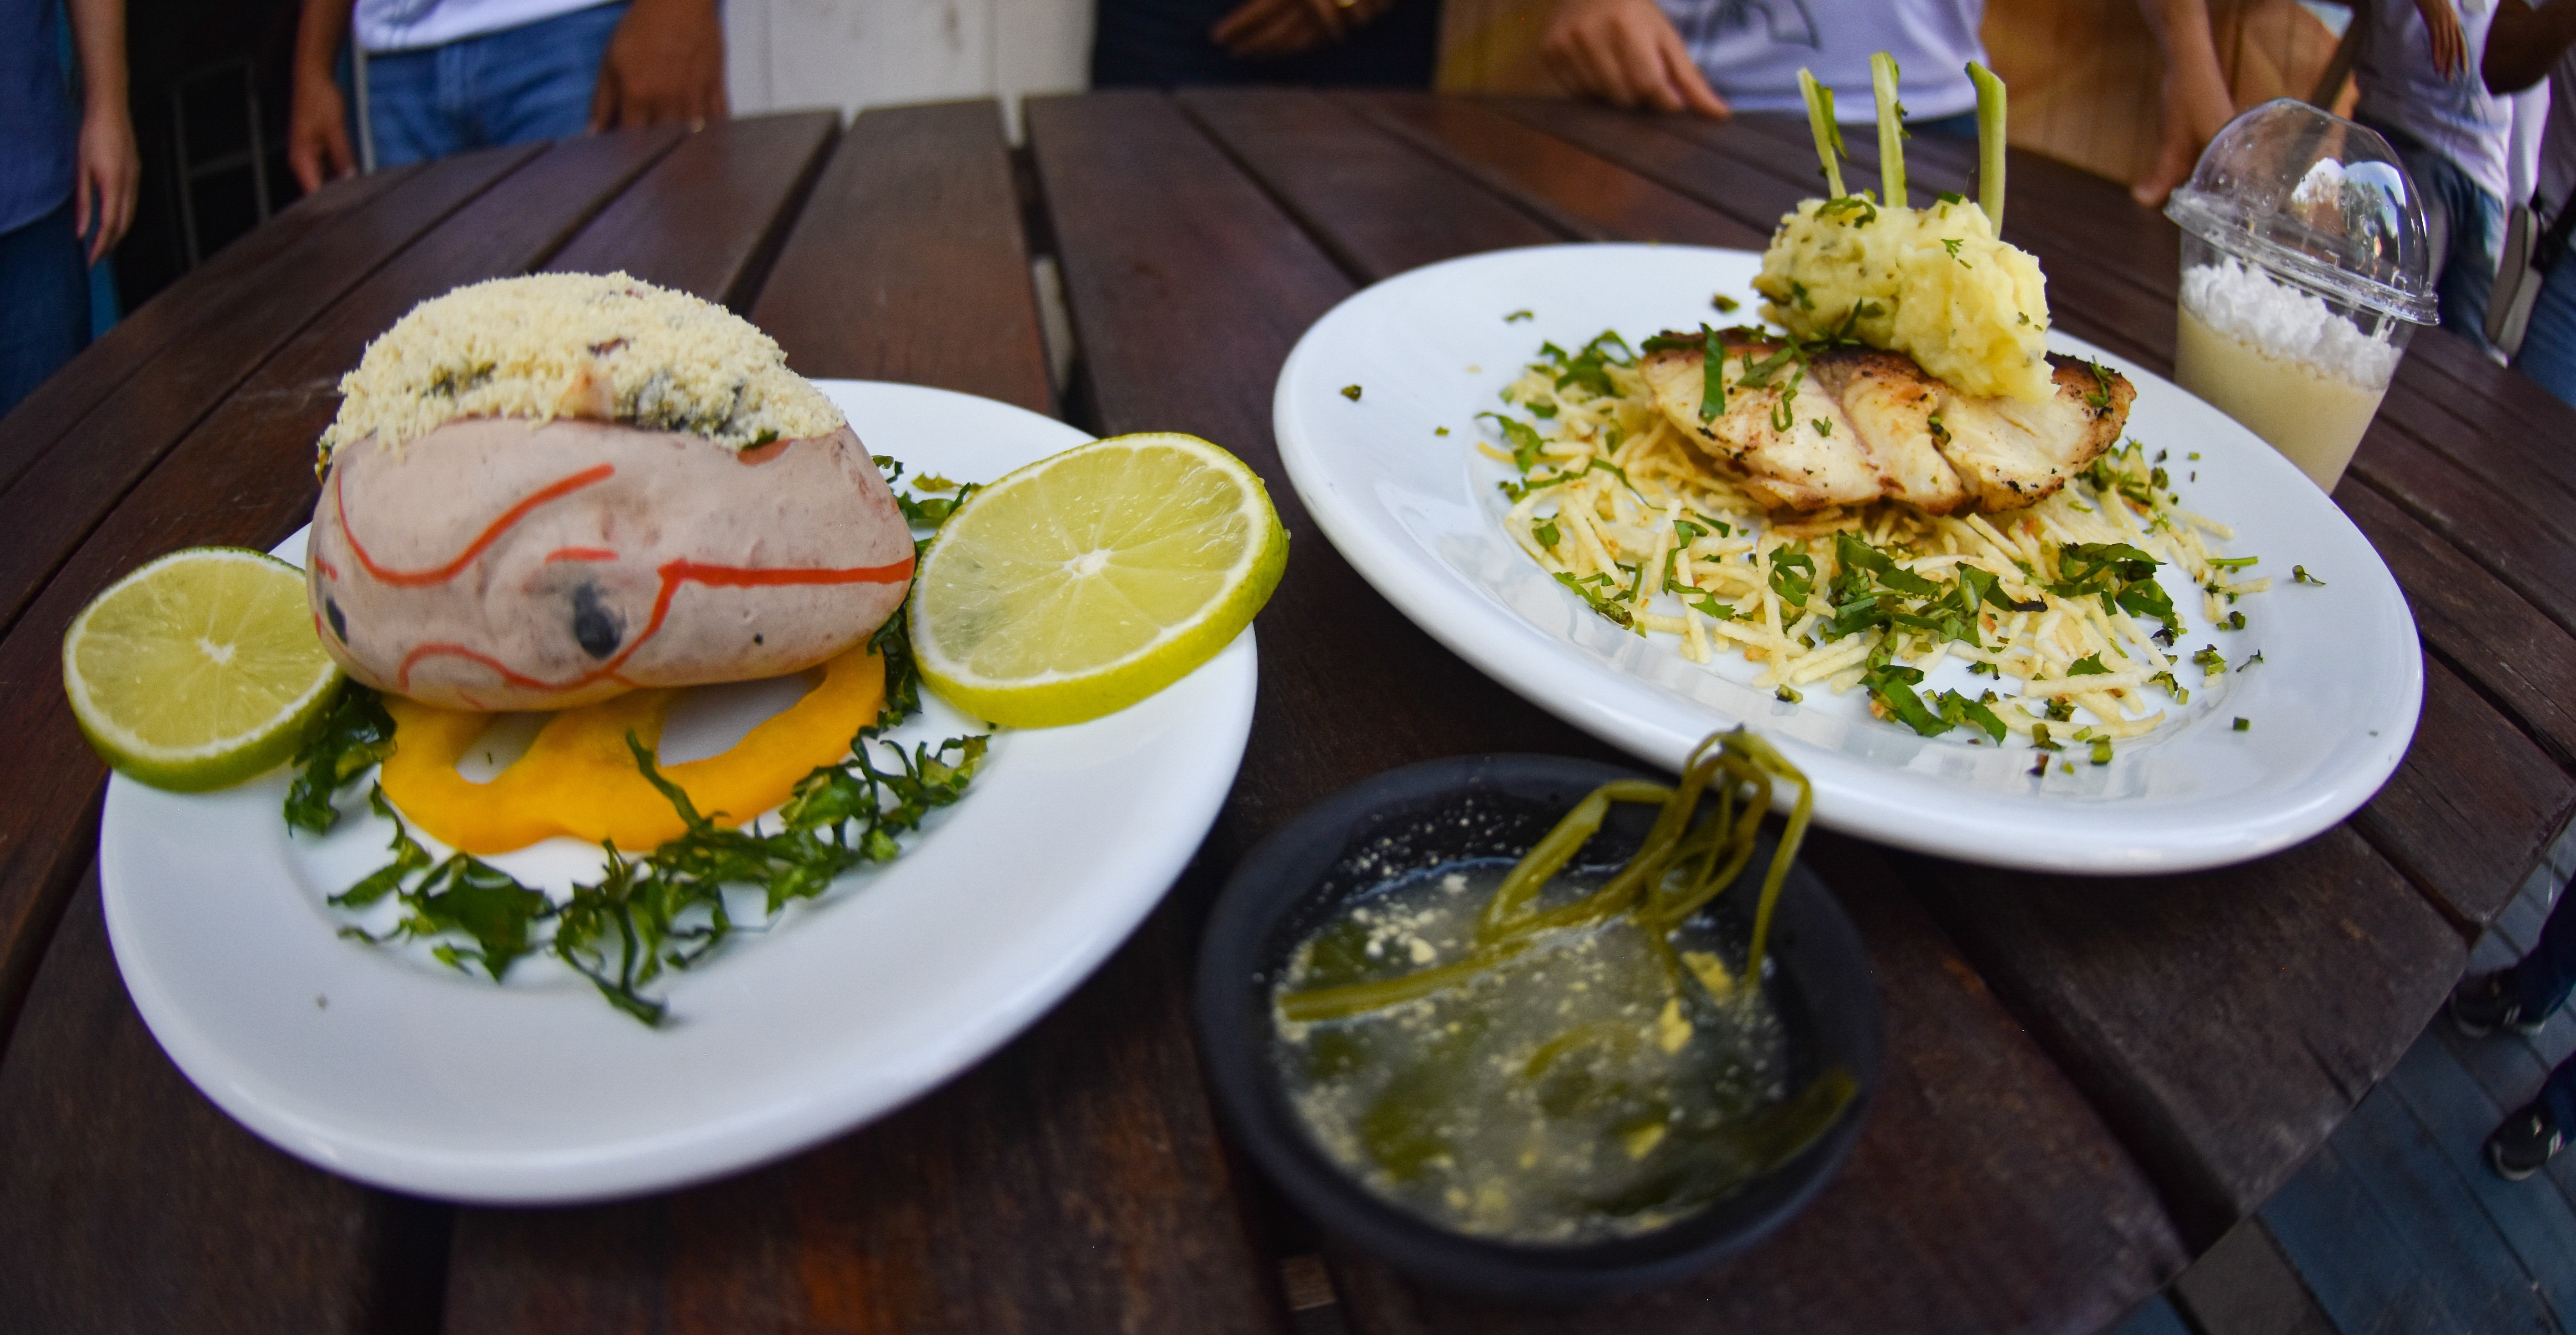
top-left (2508, 884), bottom-right (2576, 1129)
top-left (2365, 120), bottom-right (2502, 355)
top-left (0, 195), bottom-right (88, 420)
top-left (2512, 243), bottom-right (2576, 410)
top-left (364, 1), bottom-right (627, 168)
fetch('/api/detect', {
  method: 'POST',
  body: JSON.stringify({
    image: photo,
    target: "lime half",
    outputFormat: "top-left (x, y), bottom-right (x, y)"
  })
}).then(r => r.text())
top-left (910, 432), bottom-right (1287, 728)
top-left (63, 547), bottom-right (344, 791)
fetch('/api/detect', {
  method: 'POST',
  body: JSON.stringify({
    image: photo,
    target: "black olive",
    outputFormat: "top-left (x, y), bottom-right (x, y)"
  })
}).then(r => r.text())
top-left (569, 583), bottom-right (625, 660)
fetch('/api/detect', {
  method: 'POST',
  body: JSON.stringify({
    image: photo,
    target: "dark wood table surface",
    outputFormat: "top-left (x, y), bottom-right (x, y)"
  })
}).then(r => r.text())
top-left (1, 91), bottom-right (2569, 1335)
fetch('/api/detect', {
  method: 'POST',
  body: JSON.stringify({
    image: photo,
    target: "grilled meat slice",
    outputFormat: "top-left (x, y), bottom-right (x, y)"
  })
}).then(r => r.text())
top-left (1637, 332), bottom-right (2134, 515)
top-left (1639, 338), bottom-right (1886, 512)
top-left (1807, 348), bottom-right (1971, 515)
top-left (1934, 353), bottom-right (2134, 511)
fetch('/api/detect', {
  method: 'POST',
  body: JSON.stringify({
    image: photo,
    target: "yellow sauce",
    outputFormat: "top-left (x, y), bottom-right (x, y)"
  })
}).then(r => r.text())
top-left (380, 645), bottom-right (885, 853)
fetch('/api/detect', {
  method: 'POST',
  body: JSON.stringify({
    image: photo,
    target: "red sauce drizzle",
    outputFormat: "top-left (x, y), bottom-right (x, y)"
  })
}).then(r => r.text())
top-left (395, 553), bottom-right (914, 695)
top-left (545, 547), bottom-right (620, 564)
top-left (338, 463), bottom-right (616, 587)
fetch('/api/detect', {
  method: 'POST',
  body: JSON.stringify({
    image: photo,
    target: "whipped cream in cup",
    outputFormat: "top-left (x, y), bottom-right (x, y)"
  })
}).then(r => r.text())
top-left (2164, 100), bottom-right (2439, 492)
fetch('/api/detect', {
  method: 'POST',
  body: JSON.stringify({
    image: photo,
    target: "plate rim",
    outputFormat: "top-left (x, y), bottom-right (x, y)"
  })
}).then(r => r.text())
top-left (1270, 242), bottom-right (2422, 875)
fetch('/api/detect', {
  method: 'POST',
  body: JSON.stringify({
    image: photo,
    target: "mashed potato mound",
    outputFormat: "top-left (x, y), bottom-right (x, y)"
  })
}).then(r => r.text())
top-left (317, 271), bottom-right (844, 465)
top-left (1754, 196), bottom-right (2052, 403)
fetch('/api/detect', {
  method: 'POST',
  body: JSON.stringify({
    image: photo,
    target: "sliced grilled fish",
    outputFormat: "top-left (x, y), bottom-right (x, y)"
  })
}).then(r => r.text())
top-left (1639, 336), bottom-right (1885, 512)
top-left (1638, 333), bottom-right (2133, 515)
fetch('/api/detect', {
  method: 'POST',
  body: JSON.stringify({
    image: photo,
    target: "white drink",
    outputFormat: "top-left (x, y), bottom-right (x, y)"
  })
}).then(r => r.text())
top-left (2172, 258), bottom-right (2407, 492)
top-left (2174, 306), bottom-right (2390, 492)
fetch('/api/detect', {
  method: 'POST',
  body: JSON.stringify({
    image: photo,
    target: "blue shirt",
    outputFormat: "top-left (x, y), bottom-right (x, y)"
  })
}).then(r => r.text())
top-left (0, 0), bottom-right (76, 234)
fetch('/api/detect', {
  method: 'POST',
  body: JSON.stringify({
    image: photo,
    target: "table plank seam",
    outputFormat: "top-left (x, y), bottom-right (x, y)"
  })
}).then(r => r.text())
top-left (512, 134), bottom-right (695, 289)
top-left (0, 788), bottom-right (100, 1075)
top-left (1332, 95), bottom-right (1610, 247)
top-left (2346, 465), bottom-right (2576, 645)
top-left (717, 117), bottom-right (844, 317)
top-left (2415, 636), bottom-right (2576, 779)
top-left (1174, 94), bottom-right (1553, 290)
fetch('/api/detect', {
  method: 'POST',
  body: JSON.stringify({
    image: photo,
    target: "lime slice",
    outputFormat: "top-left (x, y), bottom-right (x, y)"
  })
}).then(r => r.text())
top-left (62, 547), bottom-right (345, 791)
top-left (910, 432), bottom-right (1287, 728)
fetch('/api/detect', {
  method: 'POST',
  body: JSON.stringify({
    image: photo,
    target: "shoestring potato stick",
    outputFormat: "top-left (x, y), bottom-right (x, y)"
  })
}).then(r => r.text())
top-left (1479, 337), bottom-right (2261, 757)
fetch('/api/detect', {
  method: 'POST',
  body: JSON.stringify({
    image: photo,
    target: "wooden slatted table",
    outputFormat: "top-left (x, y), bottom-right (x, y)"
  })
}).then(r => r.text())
top-left (0, 93), bottom-right (2565, 1334)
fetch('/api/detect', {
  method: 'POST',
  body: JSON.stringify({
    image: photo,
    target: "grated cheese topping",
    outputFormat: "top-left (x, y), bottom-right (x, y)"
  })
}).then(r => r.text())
top-left (316, 272), bottom-right (843, 464)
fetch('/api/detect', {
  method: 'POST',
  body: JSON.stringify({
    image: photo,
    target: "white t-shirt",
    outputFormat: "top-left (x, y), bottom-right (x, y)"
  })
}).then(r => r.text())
top-left (355, 0), bottom-right (607, 54)
top-left (2355, 0), bottom-right (2513, 203)
top-left (1655, 0), bottom-right (1987, 121)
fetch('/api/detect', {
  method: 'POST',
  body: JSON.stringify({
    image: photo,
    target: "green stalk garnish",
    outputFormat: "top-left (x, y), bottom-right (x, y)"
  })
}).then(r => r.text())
top-left (1871, 52), bottom-right (1906, 209)
top-left (1968, 60), bottom-right (2007, 229)
top-left (1700, 324), bottom-right (1726, 421)
top-left (1279, 728), bottom-right (1813, 1025)
top-left (1798, 69), bottom-right (1846, 199)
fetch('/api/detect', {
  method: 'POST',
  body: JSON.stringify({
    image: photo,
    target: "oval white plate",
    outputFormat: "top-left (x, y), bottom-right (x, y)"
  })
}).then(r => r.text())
top-left (101, 381), bottom-right (1258, 1203)
top-left (1274, 245), bottom-right (2419, 874)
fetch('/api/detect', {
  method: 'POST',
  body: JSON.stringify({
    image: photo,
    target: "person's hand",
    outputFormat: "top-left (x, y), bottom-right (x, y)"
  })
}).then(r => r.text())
top-left (2133, 66), bottom-right (2234, 206)
top-left (2131, 42), bottom-right (2235, 206)
top-left (75, 95), bottom-right (137, 263)
top-left (1541, 0), bottom-right (1727, 118)
top-left (591, 0), bottom-right (727, 132)
top-left (1213, 0), bottom-right (1390, 58)
top-left (2416, 0), bottom-right (2467, 80)
top-left (288, 70), bottom-right (355, 195)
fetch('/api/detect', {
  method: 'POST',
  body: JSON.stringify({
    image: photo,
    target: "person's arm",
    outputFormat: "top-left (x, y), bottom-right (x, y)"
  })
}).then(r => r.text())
top-left (2485, 0), bottom-right (2576, 94)
top-left (287, 0), bottom-right (357, 194)
top-left (2131, 0), bottom-right (2237, 206)
top-left (65, 0), bottom-right (137, 263)
top-left (2416, 0), bottom-right (2466, 80)
top-left (590, 0), bottom-right (727, 132)
top-left (1541, 0), bottom-right (1728, 118)
top-left (1213, 0), bottom-right (1391, 58)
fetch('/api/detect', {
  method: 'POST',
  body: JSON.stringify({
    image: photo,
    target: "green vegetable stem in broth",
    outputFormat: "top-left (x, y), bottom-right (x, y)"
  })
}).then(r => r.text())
top-left (1271, 731), bottom-right (1856, 1244)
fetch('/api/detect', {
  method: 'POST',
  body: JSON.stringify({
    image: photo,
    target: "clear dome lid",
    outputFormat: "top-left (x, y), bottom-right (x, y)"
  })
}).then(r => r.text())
top-left (2164, 99), bottom-right (2439, 325)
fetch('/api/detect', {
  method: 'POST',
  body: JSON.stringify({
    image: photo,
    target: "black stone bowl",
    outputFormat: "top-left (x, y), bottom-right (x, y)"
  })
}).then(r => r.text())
top-left (1194, 753), bottom-right (1883, 1302)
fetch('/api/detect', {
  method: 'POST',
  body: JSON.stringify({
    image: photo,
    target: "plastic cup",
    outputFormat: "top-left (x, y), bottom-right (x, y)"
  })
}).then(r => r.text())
top-left (2164, 100), bottom-right (2439, 492)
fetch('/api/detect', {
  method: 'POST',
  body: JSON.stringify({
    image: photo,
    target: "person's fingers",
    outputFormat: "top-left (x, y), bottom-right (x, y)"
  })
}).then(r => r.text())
top-left (588, 62), bottom-right (620, 133)
top-left (1660, 30), bottom-right (1727, 118)
top-left (75, 167), bottom-right (96, 263)
top-left (1226, 5), bottom-right (1324, 56)
top-left (108, 172), bottom-right (135, 255)
top-left (1569, 25), bottom-right (1638, 105)
top-left (1295, 0), bottom-right (1351, 43)
top-left (1610, 13), bottom-right (1683, 112)
top-left (1220, 9), bottom-right (1299, 55)
top-left (2133, 132), bottom-right (2194, 207)
top-left (1211, 0), bottom-right (1288, 45)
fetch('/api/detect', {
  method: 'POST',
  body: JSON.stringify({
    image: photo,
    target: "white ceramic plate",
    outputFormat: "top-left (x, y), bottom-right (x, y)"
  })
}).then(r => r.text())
top-left (101, 381), bottom-right (1258, 1203)
top-left (1274, 245), bottom-right (2420, 874)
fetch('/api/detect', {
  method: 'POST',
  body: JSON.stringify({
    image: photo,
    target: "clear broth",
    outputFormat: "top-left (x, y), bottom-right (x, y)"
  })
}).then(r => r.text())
top-left (1273, 858), bottom-right (1804, 1245)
